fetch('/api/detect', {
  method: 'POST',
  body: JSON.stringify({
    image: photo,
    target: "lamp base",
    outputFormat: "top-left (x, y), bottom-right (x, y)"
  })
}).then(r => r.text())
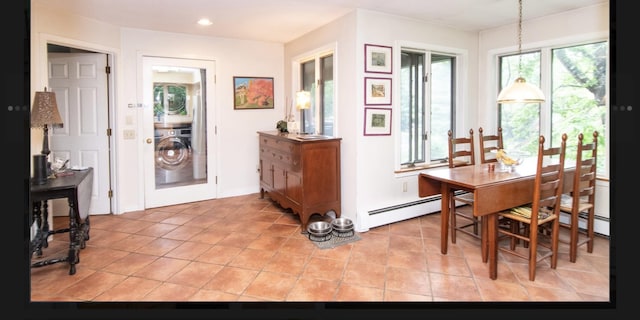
top-left (33, 154), bottom-right (48, 185)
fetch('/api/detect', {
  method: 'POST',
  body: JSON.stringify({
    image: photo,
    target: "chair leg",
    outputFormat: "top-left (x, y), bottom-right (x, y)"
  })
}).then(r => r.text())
top-left (481, 216), bottom-right (488, 262)
top-left (586, 208), bottom-right (595, 253)
top-left (551, 219), bottom-right (560, 269)
top-left (450, 195), bottom-right (457, 244)
top-left (569, 210), bottom-right (580, 263)
top-left (509, 220), bottom-right (518, 250)
top-left (472, 216), bottom-right (479, 235)
top-left (528, 224), bottom-right (538, 281)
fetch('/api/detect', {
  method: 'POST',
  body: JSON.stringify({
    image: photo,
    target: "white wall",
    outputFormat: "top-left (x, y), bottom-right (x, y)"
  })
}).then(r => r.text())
top-left (31, 4), bottom-right (286, 215)
top-left (30, 4), bottom-right (121, 157)
top-left (118, 29), bottom-right (284, 213)
top-left (284, 11), bottom-right (360, 231)
top-left (30, 3), bottom-right (610, 235)
top-left (286, 6), bottom-right (609, 235)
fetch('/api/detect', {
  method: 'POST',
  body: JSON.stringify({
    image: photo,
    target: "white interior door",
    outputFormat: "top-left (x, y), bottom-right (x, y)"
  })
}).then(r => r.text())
top-left (49, 52), bottom-right (111, 215)
top-left (142, 56), bottom-right (216, 208)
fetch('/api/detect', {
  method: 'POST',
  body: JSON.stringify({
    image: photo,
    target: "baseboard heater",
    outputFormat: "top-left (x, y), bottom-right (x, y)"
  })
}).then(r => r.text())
top-left (366, 192), bottom-right (609, 238)
top-left (368, 195), bottom-right (441, 216)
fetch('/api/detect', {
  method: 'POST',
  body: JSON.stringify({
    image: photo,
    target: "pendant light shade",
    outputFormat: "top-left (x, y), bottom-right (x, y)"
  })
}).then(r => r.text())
top-left (497, 77), bottom-right (545, 103)
top-left (497, 0), bottom-right (545, 104)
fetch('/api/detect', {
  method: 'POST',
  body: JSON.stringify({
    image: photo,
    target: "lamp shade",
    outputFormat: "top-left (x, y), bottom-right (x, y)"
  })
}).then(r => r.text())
top-left (31, 89), bottom-right (63, 128)
top-left (497, 77), bottom-right (545, 104)
top-left (295, 91), bottom-right (311, 110)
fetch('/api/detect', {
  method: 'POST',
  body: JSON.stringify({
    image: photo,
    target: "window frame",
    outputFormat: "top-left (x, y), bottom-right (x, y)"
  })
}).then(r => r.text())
top-left (495, 36), bottom-right (609, 179)
top-left (292, 44), bottom-right (336, 136)
top-left (394, 41), bottom-right (467, 174)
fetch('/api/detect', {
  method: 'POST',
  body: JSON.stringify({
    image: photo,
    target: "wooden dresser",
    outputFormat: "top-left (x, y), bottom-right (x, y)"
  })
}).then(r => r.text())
top-left (258, 131), bottom-right (342, 233)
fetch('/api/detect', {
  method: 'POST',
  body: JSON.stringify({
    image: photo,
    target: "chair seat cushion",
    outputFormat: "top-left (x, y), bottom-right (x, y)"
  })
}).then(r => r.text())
top-left (500, 205), bottom-right (556, 224)
top-left (454, 191), bottom-right (474, 203)
top-left (559, 194), bottom-right (593, 213)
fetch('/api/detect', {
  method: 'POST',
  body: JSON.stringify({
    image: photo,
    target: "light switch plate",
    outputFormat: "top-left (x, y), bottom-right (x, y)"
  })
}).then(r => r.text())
top-left (123, 129), bottom-right (136, 140)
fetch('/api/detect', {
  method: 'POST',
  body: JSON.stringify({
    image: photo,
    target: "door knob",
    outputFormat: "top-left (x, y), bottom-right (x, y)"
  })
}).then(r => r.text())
top-left (146, 138), bottom-right (153, 144)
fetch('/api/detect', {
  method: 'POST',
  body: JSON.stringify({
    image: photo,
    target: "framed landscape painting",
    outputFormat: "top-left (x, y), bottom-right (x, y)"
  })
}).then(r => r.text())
top-left (364, 77), bottom-right (392, 105)
top-left (364, 44), bottom-right (392, 74)
top-left (364, 107), bottom-right (392, 136)
top-left (233, 76), bottom-right (274, 109)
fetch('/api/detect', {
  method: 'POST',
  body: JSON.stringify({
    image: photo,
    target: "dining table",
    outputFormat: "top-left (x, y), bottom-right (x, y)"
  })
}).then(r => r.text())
top-left (418, 159), bottom-right (574, 280)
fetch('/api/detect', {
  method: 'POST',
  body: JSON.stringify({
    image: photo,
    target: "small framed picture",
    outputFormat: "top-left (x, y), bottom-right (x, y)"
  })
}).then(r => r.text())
top-left (364, 77), bottom-right (392, 105)
top-left (233, 76), bottom-right (275, 110)
top-left (364, 107), bottom-right (392, 136)
top-left (365, 44), bottom-right (392, 74)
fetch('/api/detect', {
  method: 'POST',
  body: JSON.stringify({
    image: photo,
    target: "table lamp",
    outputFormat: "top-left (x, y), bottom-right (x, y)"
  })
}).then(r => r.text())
top-left (296, 90), bottom-right (310, 110)
top-left (295, 91), bottom-right (311, 134)
top-left (31, 87), bottom-right (63, 183)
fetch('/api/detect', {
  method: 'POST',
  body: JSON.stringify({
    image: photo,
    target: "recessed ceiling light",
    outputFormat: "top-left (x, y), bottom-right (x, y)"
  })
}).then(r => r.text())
top-left (197, 18), bottom-right (212, 26)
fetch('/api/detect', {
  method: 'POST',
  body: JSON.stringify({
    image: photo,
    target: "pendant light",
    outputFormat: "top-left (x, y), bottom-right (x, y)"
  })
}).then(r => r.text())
top-left (497, 0), bottom-right (545, 104)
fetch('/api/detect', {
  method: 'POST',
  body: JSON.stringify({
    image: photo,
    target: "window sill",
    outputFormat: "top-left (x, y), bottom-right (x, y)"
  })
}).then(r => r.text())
top-left (394, 162), bottom-right (449, 174)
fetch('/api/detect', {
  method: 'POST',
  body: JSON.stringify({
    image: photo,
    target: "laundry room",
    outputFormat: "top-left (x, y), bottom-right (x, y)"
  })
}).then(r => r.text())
top-left (152, 66), bottom-right (207, 189)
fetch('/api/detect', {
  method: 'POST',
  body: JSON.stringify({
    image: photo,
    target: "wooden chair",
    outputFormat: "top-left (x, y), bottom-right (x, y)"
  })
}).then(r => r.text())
top-left (478, 127), bottom-right (503, 164)
top-left (497, 133), bottom-right (567, 281)
top-left (447, 129), bottom-right (479, 243)
top-left (559, 131), bottom-right (598, 262)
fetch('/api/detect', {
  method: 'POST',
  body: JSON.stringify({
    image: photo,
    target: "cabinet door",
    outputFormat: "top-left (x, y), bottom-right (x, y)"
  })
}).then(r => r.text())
top-left (273, 163), bottom-right (287, 196)
top-left (259, 157), bottom-right (274, 188)
top-left (285, 170), bottom-right (303, 205)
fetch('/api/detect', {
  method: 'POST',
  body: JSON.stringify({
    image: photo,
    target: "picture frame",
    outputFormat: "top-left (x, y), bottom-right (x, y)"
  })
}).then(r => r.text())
top-left (364, 107), bottom-right (392, 136)
top-left (364, 44), bottom-right (392, 74)
top-left (364, 77), bottom-right (392, 105)
top-left (233, 76), bottom-right (275, 110)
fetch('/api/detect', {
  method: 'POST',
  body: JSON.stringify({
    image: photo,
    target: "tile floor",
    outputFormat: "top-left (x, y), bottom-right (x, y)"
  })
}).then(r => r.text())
top-left (30, 193), bottom-right (610, 303)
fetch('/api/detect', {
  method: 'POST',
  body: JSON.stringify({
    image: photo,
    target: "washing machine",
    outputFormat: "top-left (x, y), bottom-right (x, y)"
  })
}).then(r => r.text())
top-left (154, 124), bottom-right (194, 186)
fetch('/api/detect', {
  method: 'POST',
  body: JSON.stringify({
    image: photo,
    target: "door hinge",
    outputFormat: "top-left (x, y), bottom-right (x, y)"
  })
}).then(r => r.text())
top-left (423, 75), bottom-right (428, 82)
top-left (108, 190), bottom-right (113, 198)
top-left (107, 128), bottom-right (112, 136)
top-left (105, 66), bottom-right (111, 74)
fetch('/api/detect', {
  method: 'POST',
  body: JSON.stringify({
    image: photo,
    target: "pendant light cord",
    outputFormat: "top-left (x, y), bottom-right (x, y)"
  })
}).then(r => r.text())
top-left (517, 0), bottom-right (523, 74)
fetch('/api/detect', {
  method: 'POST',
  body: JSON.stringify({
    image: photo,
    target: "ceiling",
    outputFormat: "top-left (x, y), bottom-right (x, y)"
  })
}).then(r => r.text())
top-left (33, 0), bottom-right (607, 43)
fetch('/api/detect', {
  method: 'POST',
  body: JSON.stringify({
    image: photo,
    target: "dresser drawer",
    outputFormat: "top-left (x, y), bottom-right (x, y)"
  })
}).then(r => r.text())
top-left (260, 145), bottom-right (300, 169)
top-left (260, 136), bottom-right (297, 153)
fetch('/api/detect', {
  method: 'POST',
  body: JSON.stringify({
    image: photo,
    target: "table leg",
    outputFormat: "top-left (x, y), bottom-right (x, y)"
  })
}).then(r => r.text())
top-left (31, 202), bottom-right (44, 257)
top-left (440, 183), bottom-right (450, 254)
top-left (487, 213), bottom-right (498, 280)
top-left (41, 201), bottom-right (50, 249)
top-left (67, 198), bottom-right (80, 275)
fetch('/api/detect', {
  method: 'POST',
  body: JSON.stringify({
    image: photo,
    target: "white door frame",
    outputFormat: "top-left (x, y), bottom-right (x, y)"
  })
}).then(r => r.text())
top-left (140, 55), bottom-right (217, 208)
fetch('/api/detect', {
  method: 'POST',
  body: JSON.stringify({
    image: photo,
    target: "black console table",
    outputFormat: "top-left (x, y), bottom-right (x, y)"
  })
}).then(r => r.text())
top-left (30, 168), bottom-right (93, 275)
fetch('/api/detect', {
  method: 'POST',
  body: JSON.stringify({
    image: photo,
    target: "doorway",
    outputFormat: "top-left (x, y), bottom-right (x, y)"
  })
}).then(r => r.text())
top-left (48, 44), bottom-right (114, 216)
top-left (141, 56), bottom-right (217, 208)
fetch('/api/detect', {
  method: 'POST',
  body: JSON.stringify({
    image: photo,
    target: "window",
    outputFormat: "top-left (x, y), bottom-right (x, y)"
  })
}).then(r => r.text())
top-left (300, 53), bottom-right (334, 136)
top-left (498, 41), bottom-right (608, 177)
top-left (153, 83), bottom-right (188, 117)
top-left (399, 49), bottom-right (455, 167)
